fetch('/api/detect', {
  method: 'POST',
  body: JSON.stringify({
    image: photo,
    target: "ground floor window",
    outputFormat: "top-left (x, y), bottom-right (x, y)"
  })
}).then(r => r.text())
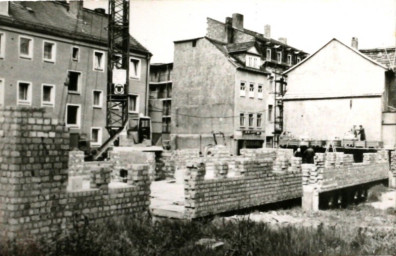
top-left (91, 127), bottom-right (102, 146)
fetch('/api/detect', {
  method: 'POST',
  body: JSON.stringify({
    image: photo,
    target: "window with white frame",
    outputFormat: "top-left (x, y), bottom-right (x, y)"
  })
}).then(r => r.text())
top-left (257, 113), bottom-right (262, 128)
top-left (266, 48), bottom-right (271, 61)
top-left (41, 84), bottom-right (55, 107)
top-left (93, 90), bottom-right (103, 108)
top-left (0, 32), bottom-right (5, 58)
top-left (67, 71), bottom-right (82, 93)
top-left (43, 41), bottom-right (56, 62)
top-left (268, 104), bottom-right (273, 122)
top-left (71, 46), bottom-right (79, 61)
top-left (91, 127), bottom-right (102, 146)
top-left (240, 113), bottom-right (245, 127)
top-left (248, 114), bottom-right (254, 127)
top-left (17, 81), bottom-right (32, 105)
top-left (130, 57), bottom-right (141, 78)
top-left (277, 52), bottom-right (282, 63)
top-left (297, 57), bottom-right (301, 63)
top-left (246, 55), bottom-right (260, 68)
top-left (66, 104), bottom-right (81, 128)
top-left (19, 36), bottom-right (33, 59)
top-left (249, 83), bottom-right (254, 98)
top-left (93, 50), bottom-right (105, 71)
top-left (128, 94), bottom-right (139, 113)
top-left (258, 84), bottom-right (263, 99)
top-left (287, 54), bottom-right (292, 65)
top-left (240, 81), bottom-right (246, 97)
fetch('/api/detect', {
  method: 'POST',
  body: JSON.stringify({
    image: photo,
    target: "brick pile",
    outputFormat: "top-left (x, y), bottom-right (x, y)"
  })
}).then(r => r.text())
top-left (0, 107), bottom-right (151, 241)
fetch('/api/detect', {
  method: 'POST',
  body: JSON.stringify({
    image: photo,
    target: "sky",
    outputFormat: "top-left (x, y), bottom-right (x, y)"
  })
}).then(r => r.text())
top-left (84, 0), bottom-right (396, 63)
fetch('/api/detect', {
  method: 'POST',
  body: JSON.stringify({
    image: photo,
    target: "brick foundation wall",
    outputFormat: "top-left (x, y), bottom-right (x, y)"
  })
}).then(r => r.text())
top-left (183, 148), bottom-right (302, 219)
top-left (0, 107), bottom-right (151, 241)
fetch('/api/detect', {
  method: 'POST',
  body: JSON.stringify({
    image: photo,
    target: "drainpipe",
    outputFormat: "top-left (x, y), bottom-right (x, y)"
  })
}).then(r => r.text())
top-left (145, 53), bottom-right (151, 116)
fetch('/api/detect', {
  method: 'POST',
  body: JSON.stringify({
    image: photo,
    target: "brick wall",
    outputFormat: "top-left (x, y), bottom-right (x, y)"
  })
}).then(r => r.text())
top-left (302, 151), bottom-right (389, 193)
top-left (183, 148), bottom-right (302, 219)
top-left (0, 107), bottom-right (151, 241)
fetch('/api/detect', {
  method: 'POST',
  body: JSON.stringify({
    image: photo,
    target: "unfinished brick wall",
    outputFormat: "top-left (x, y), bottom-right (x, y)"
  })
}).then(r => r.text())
top-left (0, 107), bottom-right (151, 240)
top-left (183, 148), bottom-right (302, 219)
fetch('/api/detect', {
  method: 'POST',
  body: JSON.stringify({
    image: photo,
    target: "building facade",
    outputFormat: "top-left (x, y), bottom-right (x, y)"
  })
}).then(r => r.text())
top-left (282, 38), bottom-right (396, 148)
top-left (149, 63), bottom-right (173, 148)
top-left (0, 1), bottom-right (151, 149)
top-left (171, 13), bottom-right (308, 154)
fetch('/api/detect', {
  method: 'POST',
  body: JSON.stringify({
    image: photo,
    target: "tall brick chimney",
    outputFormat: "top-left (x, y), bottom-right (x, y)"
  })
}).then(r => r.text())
top-left (278, 37), bottom-right (287, 45)
top-left (351, 37), bottom-right (358, 49)
top-left (69, 0), bottom-right (83, 18)
top-left (232, 13), bottom-right (243, 30)
top-left (0, 2), bottom-right (9, 16)
top-left (264, 24), bottom-right (271, 38)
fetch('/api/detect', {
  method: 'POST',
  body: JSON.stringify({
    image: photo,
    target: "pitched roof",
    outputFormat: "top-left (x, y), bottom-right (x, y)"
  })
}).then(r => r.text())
top-left (0, 1), bottom-right (151, 55)
top-left (283, 38), bottom-right (387, 74)
top-left (360, 47), bottom-right (396, 69)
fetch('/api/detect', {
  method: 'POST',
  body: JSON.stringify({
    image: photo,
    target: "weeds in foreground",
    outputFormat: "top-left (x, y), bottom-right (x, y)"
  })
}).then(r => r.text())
top-left (1, 215), bottom-right (396, 256)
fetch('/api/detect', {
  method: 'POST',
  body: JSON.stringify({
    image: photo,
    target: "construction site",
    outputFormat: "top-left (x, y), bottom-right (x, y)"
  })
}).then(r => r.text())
top-left (1, 0), bottom-right (396, 255)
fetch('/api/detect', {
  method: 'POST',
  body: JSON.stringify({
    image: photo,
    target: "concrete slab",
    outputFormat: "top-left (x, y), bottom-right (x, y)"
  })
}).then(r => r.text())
top-left (150, 180), bottom-right (185, 218)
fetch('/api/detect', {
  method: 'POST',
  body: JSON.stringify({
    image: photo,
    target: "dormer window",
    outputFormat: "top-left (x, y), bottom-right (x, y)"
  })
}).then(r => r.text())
top-left (246, 55), bottom-right (260, 68)
top-left (297, 57), bottom-right (301, 63)
top-left (266, 49), bottom-right (271, 61)
top-left (277, 52), bottom-right (282, 64)
top-left (287, 54), bottom-right (292, 65)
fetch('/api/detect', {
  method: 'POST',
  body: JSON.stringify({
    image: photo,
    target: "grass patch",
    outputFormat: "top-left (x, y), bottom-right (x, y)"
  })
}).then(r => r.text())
top-left (1, 215), bottom-right (396, 256)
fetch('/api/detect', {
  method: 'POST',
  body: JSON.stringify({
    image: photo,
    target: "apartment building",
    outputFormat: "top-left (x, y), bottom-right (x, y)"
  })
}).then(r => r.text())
top-left (0, 1), bottom-right (151, 149)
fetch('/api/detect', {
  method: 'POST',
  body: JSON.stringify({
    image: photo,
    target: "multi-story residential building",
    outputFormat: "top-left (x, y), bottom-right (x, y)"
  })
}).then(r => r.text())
top-left (171, 13), bottom-right (308, 154)
top-left (148, 63), bottom-right (173, 147)
top-left (283, 38), bottom-right (396, 148)
top-left (0, 1), bottom-right (151, 149)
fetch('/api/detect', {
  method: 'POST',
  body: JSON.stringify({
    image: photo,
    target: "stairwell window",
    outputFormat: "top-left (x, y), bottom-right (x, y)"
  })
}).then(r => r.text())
top-left (240, 113), bottom-right (245, 127)
top-left (93, 90), bottom-right (103, 108)
top-left (19, 36), bottom-right (33, 59)
top-left (249, 83), bottom-right (254, 98)
top-left (66, 104), bottom-right (81, 128)
top-left (130, 57), bottom-right (141, 79)
top-left (43, 41), bottom-right (56, 63)
top-left (17, 81), bottom-right (32, 105)
top-left (0, 32), bottom-right (5, 58)
top-left (257, 113), bottom-right (262, 128)
top-left (67, 71), bottom-right (82, 93)
top-left (240, 81), bottom-right (246, 97)
top-left (128, 94), bottom-right (139, 113)
top-left (258, 84), bottom-right (263, 99)
top-left (287, 54), bottom-right (292, 65)
top-left (93, 50), bottom-right (105, 71)
top-left (277, 52), bottom-right (282, 64)
top-left (41, 84), bottom-right (55, 107)
top-left (91, 127), bottom-right (102, 146)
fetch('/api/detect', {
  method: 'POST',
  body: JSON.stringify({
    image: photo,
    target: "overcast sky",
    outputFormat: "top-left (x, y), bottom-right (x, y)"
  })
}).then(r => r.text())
top-left (84, 0), bottom-right (396, 63)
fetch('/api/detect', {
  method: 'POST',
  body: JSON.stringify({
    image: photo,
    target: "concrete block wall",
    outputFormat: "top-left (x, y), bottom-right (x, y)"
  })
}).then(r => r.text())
top-left (183, 148), bottom-right (302, 219)
top-left (0, 107), bottom-right (151, 240)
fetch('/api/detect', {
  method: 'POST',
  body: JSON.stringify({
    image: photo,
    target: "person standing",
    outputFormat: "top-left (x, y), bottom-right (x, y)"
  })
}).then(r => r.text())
top-left (359, 125), bottom-right (366, 141)
top-left (303, 147), bottom-right (315, 164)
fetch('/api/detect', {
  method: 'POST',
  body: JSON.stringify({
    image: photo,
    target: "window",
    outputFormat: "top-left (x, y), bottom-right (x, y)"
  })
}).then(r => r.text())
top-left (249, 83), bottom-right (254, 98)
top-left (240, 81), bottom-right (246, 97)
top-left (258, 84), bottom-right (263, 99)
top-left (0, 32), bottom-right (5, 58)
top-left (287, 54), bottom-right (292, 65)
top-left (240, 113), bottom-right (245, 127)
top-left (67, 71), bottom-right (81, 93)
top-left (93, 50), bottom-right (105, 71)
top-left (128, 94), bottom-right (139, 113)
top-left (19, 36), bottom-right (33, 59)
top-left (91, 127), bottom-right (102, 146)
top-left (277, 52), bottom-right (282, 63)
top-left (268, 105), bottom-right (273, 122)
top-left (249, 114), bottom-right (254, 127)
top-left (246, 55), bottom-right (260, 68)
top-left (257, 114), bottom-right (262, 128)
top-left (41, 84), bottom-right (55, 107)
top-left (17, 81), bottom-right (32, 105)
top-left (163, 100), bottom-right (171, 116)
top-left (66, 104), bottom-right (81, 128)
top-left (72, 46), bottom-right (79, 61)
top-left (43, 41), bottom-right (56, 62)
top-left (266, 48), bottom-right (271, 61)
top-left (130, 57), bottom-right (141, 78)
top-left (297, 57), bottom-right (301, 63)
top-left (93, 90), bottom-right (103, 108)
top-left (162, 117), bottom-right (171, 133)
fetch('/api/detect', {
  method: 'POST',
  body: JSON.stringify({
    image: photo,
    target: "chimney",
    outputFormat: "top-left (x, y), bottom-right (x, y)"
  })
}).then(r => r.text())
top-left (264, 24), bottom-right (271, 38)
top-left (225, 17), bottom-right (234, 43)
top-left (0, 2), bottom-right (9, 16)
top-left (351, 37), bottom-right (358, 49)
top-left (94, 8), bottom-right (106, 14)
top-left (232, 13), bottom-right (243, 30)
top-left (278, 37), bottom-right (287, 45)
top-left (68, 0), bottom-right (83, 18)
